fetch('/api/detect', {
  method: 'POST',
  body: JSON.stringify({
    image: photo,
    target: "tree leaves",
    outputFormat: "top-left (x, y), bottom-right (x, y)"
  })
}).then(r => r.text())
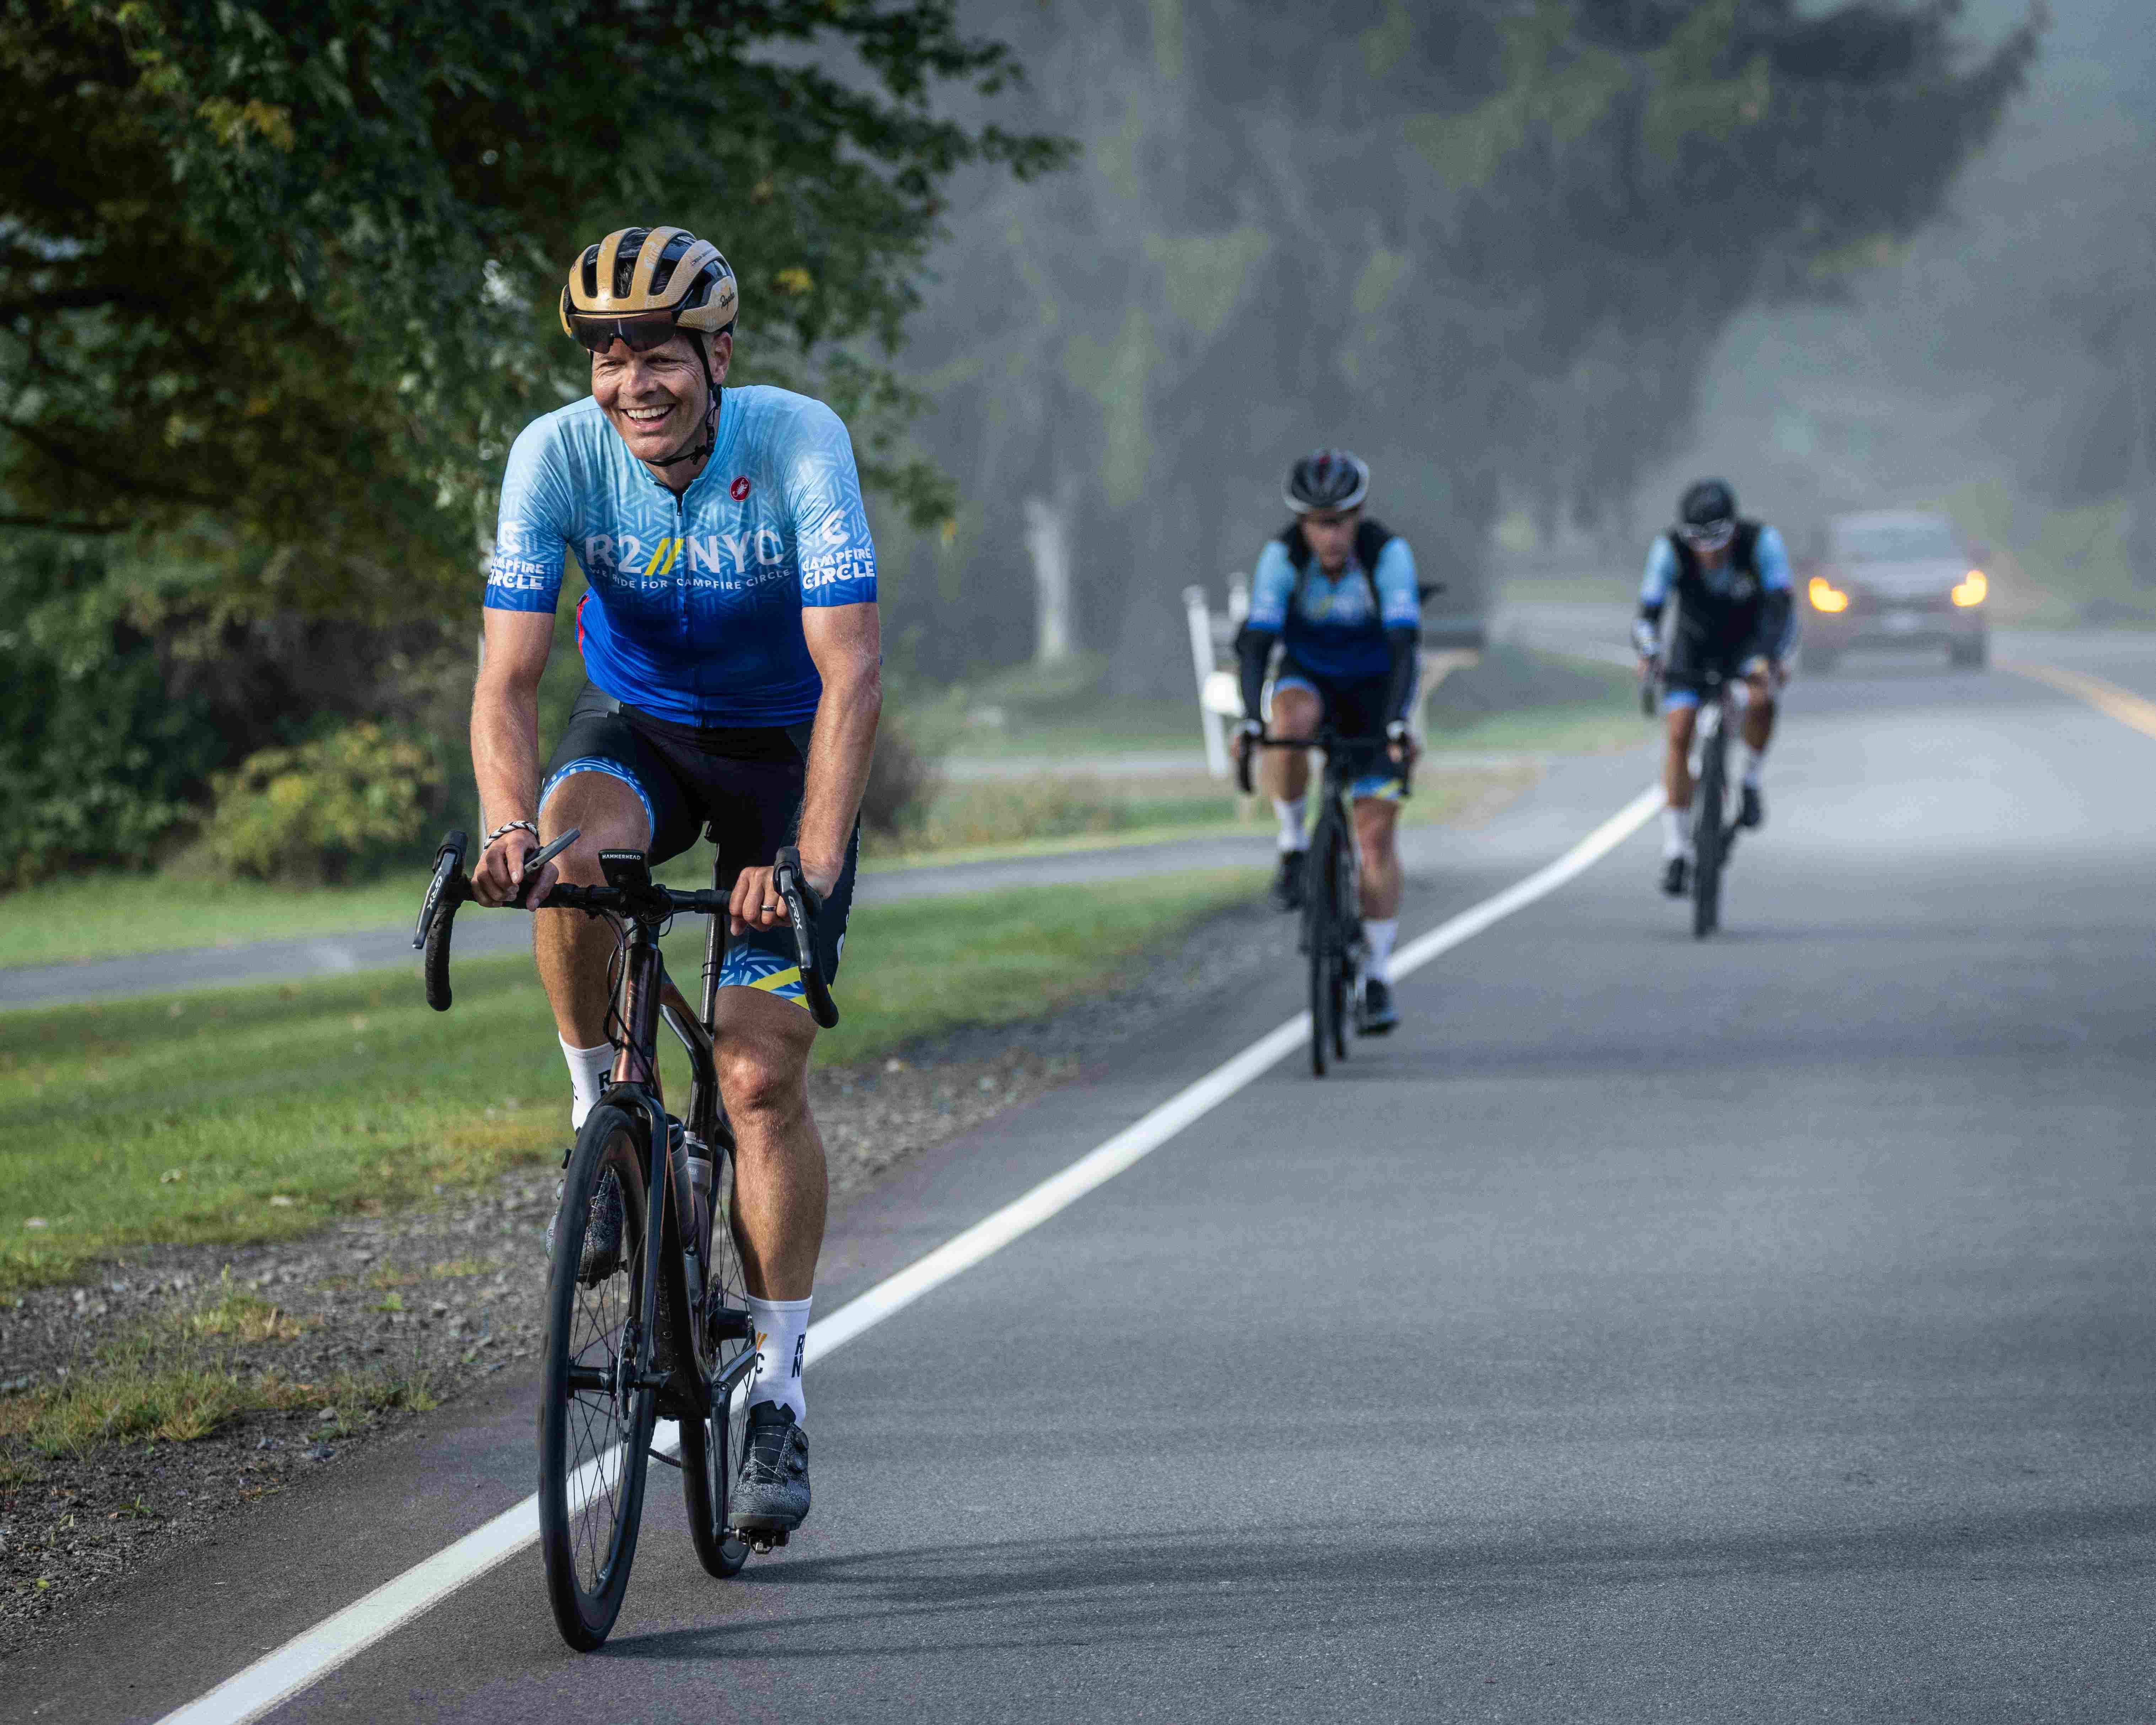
top-left (0, 0), bottom-right (1067, 615)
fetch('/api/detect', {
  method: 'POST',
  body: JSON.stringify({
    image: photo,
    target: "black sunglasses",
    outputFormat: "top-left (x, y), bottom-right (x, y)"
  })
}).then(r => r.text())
top-left (565, 309), bottom-right (685, 358)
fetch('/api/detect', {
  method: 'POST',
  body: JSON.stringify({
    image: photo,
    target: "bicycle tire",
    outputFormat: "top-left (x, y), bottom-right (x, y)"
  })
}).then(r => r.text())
top-left (539, 1104), bottom-right (659, 1650)
top-left (679, 1146), bottom-right (751, 1579)
top-left (1306, 823), bottom-right (1333, 1078)
top-left (1328, 823), bottom-right (1354, 1062)
top-left (1692, 731), bottom-right (1725, 940)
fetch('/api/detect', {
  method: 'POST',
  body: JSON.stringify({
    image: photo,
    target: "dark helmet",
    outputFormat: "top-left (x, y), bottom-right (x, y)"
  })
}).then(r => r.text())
top-left (1678, 478), bottom-right (1737, 544)
top-left (1284, 448), bottom-right (1370, 515)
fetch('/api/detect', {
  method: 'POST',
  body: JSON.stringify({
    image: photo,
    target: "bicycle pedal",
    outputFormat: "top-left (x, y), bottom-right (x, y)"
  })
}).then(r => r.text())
top-left (748, 1530), bottom-right (789, 1554)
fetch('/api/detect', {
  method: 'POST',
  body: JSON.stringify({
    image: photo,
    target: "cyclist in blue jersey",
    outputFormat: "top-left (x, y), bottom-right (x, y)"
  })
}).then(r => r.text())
top-left (1231, 449), bottom-right (1421, 1034)
top-left (1632, 478), bottom-right (1795, 897)
top-left (469, 226), bottom-right (882, 1537)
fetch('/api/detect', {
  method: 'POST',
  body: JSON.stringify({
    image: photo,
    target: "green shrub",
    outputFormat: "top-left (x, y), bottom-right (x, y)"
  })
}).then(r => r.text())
top-left (0, 538), bottom-right (226, 884)
top-left (200, 724), bottom-right (440, 882)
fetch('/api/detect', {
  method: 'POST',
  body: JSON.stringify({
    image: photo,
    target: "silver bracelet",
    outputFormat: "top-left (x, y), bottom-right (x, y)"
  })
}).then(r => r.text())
top-left (484, 819), bottom-right (539, 849)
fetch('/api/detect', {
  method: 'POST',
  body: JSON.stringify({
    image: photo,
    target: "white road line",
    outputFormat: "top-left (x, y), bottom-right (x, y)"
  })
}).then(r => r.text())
top-left (156, 782), bottom-right (1661, 1725)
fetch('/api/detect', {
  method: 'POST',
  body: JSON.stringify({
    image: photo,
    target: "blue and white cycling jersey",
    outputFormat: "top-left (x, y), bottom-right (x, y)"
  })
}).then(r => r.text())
top-left (1639, 526), bottom-right (1791, 613)
top-left (485, 385), bottom-right (877, 727)
top-left (1247, 535), bottom-right (1421, 686)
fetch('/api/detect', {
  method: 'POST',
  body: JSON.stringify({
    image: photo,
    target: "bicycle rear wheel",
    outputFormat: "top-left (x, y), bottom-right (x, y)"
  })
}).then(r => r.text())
top-left (538, 1104), bottom-right (658, 1650)
top-left (679, 1141), bottom-right (752, 1578)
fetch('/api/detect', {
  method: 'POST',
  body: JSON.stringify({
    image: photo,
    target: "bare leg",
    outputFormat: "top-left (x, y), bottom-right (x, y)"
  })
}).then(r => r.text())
top-left (1260, 684), bottom-right (1320, 804)
top-left (1740, 674), bottom-right (1778, 753)
top-left (1663, 705), bottom-right (1699, 812)
top-left (534, 773), bottom-right (652, 1049)
top-left (1353, 796), bottom-right (1403, 920)
top-left (712, 989), bottom-right (826, 1301)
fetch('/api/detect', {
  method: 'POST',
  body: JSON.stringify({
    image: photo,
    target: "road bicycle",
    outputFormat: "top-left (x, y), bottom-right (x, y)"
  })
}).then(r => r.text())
top-left (1642, 662), bottom-right (1744, 939)
top-left (412, 829), bottom-right (838, 1650)
top-left (1238, 728), bottom-right (1411, 1077)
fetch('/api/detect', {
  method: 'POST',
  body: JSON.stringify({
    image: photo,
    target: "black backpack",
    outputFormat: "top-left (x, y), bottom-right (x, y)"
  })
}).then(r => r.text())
top-left (1665, 520), bottom-right (1765, 595)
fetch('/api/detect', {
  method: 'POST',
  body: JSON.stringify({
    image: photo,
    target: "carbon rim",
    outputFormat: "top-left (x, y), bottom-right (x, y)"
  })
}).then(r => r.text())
top-left (541, 1109), bottom-right (653, 1638)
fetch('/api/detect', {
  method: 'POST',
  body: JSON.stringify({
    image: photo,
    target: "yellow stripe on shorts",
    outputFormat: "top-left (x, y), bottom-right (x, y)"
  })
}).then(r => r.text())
top-left (748, 964), bottom-right (810, 1010)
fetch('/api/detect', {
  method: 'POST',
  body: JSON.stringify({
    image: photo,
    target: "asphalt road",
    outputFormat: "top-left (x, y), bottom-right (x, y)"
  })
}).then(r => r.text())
top-left (16, 647), bottom-right (2156, 1722)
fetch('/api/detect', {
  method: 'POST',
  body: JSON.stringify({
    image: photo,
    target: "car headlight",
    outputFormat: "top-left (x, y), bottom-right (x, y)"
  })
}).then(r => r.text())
top-left (1808, 575), bottom-right (1849, 614)
top-left (1952, 569), bottom-right (1987, 608)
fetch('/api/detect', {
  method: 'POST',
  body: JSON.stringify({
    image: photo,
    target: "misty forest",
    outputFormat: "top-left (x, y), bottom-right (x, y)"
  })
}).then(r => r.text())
top-left (3, 0), bottom-right (2139, 883)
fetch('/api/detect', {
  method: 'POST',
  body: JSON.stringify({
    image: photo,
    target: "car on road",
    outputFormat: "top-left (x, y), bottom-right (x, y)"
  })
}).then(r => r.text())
top-left (1798, 511), bottom-right (1989, 672)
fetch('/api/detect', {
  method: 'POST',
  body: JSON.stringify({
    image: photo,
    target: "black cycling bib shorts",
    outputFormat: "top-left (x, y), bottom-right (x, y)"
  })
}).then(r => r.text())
top-left (539, 683), bottom-right (855, 1009)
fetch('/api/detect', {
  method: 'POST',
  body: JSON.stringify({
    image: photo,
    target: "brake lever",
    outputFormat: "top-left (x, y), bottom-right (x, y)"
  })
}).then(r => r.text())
top-left (513, 827), bottom-right (580, 907)
top-left (413, 830), bottom-right (471, 951)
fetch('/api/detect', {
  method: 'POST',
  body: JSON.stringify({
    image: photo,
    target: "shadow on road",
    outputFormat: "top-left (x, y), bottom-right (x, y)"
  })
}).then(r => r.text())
top-left (593, 1500), bottom-right (2156, 1665)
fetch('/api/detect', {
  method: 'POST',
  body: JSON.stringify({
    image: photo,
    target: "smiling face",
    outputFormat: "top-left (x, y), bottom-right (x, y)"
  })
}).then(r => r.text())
top-left (590, 329), bottom-right (733, 473)
top-left (1300, 506), bottom-right (1361, 574)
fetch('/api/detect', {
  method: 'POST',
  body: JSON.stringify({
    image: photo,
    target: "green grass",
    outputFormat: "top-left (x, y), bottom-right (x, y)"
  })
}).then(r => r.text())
top-left (930, 699), bottom-right (1208, 760)
top-left (0, 869), bottom-right (1258, 1290)
top-left (0, 872), bottom-right (429, 971)
top-left (0, 1278), bottom-right (437, 1459)
top-left (1424, 703), bottom-right (1645, 756)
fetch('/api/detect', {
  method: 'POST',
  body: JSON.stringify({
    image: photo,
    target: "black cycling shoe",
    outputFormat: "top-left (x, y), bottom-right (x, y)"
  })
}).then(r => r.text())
top-left (1360, 977), bottom-right (1400, 1035)
top-left (1737, 784), bottom-right (1764, 829)
top-left (729, 1401), bottom-right (810, 1533)
top-left (1660, 855), bottom-right (1690, 898)
top-left (1270, 850), bottom-right (1307, 912)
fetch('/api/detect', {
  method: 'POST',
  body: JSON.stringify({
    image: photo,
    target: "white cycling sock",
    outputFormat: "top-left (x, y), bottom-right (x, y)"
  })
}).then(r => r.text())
top-left (1742, 745), bottom-right (1768, 790)
top-left (560, 1038), bottom-right (614, 1133)
top-left (746, 1295), bottom-right (812, 1422)
top-left (1273, 797), bottom-right (1309, 852)
top-left (1362, 917), bottom-right (1398, 984)
top-left (1663, 806), bottom-right (1693, 860)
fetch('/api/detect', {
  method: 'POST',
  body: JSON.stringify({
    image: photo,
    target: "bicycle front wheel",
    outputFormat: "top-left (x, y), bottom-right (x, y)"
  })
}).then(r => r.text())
top-left (538, 1103), bottom-right (659, 1650)
top-left (1306, 866), bottom-right (1332, 1079)
top-left (1692, 742), bottom-right (1725, 939)
top-left (1327, 825), bottom-right (1354, 1062)
top-left (679, 1143), bottom-right (751, 1578)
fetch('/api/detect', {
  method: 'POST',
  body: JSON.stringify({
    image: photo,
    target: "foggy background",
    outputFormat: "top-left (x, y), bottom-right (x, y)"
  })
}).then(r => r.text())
top-left (871, 0), bottom-right (2143, 692)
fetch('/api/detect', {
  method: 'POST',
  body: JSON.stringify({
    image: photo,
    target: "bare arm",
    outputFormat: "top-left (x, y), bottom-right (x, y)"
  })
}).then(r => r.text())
top-left (469, 608), bottom-right (556, 906)
top-left (728, 601), bottom-right (881, 932)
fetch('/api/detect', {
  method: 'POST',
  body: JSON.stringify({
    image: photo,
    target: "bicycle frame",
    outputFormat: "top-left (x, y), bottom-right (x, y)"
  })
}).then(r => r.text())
top-left (597, 877), bottom-right (764, 1424)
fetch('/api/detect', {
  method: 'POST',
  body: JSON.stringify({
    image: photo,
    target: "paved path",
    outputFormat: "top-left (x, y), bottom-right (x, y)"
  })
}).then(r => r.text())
top-left (15, 649), bottom-right (2155, 1721)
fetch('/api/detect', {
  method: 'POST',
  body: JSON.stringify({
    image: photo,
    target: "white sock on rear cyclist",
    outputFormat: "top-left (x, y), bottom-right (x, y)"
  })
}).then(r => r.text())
top-left (1662, 806), bottom-right (1692, 860)
top-left (1742, 744), bottom-right (1768, 789)
top-left (746, 1295), bottom-right (812, 1422)
top-left (1273, 796), bottom-right (1308, 852)
top-left (560, 1037), bottom-right (614, 1133)
top-left (1362, 917), bottom-right (1398, 984)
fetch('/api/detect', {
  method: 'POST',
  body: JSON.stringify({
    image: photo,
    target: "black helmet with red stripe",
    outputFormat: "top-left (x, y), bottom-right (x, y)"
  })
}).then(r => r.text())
top-left (1284, 448), bottom-right (1370, 515)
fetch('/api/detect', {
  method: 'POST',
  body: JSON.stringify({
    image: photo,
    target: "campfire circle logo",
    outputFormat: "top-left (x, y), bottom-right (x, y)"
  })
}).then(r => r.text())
top-left (729, 475), bottom-right (752, 502)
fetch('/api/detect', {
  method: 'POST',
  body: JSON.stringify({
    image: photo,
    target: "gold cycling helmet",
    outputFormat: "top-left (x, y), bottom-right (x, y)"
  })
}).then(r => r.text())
top-left (559, 225), bottom-right (739, 357)
top-left (562, 226), bottom-right (738, 466)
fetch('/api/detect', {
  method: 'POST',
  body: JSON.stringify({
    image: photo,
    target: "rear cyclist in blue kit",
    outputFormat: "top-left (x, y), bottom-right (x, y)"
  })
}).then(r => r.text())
top-left (1232, 449), bottom-right (1423, 1033)
top-left (469, 226), bottom-right (882, 1538)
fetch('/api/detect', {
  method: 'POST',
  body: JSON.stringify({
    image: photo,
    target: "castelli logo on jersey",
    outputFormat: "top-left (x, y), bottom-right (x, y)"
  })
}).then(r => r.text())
top-left (730, 476), bottom-right (752, 502)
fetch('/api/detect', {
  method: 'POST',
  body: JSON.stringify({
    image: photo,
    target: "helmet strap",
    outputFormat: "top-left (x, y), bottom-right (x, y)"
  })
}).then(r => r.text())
top-left (648, 337), bottom-right (721, 471)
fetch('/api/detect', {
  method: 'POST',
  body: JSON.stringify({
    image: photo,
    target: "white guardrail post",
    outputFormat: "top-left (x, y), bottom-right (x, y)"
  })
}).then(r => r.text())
top-left (1182, 584), bottom-right (1231, 779)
